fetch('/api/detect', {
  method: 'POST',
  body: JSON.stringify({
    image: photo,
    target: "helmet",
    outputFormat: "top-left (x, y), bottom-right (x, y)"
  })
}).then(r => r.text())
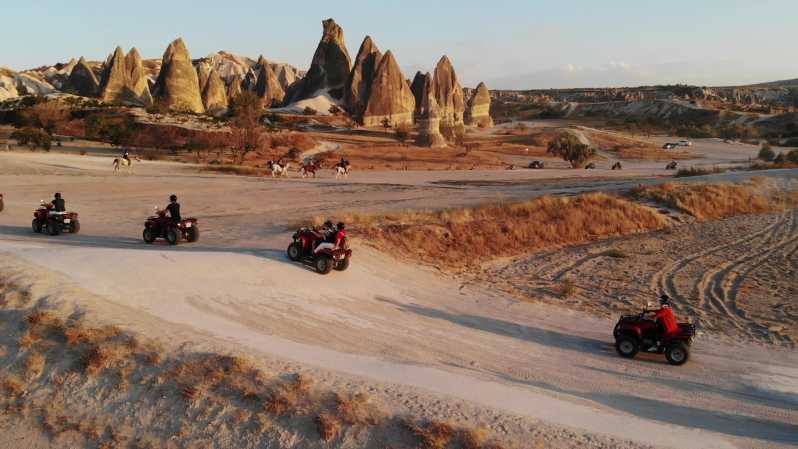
top-left (659, 294), bottom-right (671, 307)
top-left (169, 194), bottom-right (177, 202)
top-left (54, 192), bottom-right (61, 199)
top-left (336, 222), bottom-right (345, 230)
top-left (323, 220), bottom-right (333, 229)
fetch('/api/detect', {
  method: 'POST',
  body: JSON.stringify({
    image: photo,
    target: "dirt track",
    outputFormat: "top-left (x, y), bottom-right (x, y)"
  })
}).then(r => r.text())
top-left (1, 151), bottom-right (797, 449)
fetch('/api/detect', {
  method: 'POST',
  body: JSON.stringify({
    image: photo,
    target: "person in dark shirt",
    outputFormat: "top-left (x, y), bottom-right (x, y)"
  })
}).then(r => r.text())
top-left (52, 192), bottom-right (66, 212)
top-left (165, 194), bottom-right (181, 223)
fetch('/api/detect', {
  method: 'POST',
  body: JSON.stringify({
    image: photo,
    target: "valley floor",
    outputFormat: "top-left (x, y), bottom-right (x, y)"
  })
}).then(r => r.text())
top-left (0, 151), bottom-right (796, 448)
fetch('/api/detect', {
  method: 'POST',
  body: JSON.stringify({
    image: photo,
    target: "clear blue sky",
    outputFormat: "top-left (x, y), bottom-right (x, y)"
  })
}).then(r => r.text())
top-left (3, 0), bottom-right (797, 88)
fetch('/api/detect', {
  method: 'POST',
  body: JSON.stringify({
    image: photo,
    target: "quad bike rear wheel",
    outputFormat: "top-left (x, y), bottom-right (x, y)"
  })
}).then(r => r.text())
top-left (287, 242), bottom-right (302, 261)
top-left (166, 229), bottom-right (179, 245)
top-left (185, 227), bottom-right (199, 243)
top-left (70, 219), bottom-right (80, 234)
top-left (334, 256), bottom-right (350, 271)
top-left (665, 342), bottom-right (689, 366)
top-left (314, 255), bottom-right (333, 275)
top-left (143, 227), bottom-right (156, 244)
top-left (615, 336), bottom-right (639, 359)
top-left (32, 219), bottom-right (42, 233)
top-left (48, 219), bottom-right (60, 236)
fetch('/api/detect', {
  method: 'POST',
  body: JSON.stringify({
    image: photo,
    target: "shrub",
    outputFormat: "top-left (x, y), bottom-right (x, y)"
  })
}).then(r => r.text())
top-left (547, 133), bottom-right (596, 168)
top-left (787, 149), bottom-right (798, 164)
top-left (328, 105), bottom-right (341, 115)
top-left (395, 122), bottom-right (412, 143)
top-left (11, 127), bottom-right (52, 150)
top-left (774, 152), bottom-right (786, 164)
top-left (674, 166), bottom-right (724, 177)
top-left (558, 279), bottom-right (576, 298)
top-left (303, 106), bottom-right (317, 116)
top-left (758, 143), bottom-right (775, 162)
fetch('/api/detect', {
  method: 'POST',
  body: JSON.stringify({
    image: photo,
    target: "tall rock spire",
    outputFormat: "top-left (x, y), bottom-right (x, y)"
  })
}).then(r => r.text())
top-left (152, 38), bottom-right (205, 113)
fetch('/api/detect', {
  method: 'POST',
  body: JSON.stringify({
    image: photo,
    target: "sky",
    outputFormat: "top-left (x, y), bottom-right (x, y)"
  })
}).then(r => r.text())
top-left (2, 0), bottom-right (797, 89)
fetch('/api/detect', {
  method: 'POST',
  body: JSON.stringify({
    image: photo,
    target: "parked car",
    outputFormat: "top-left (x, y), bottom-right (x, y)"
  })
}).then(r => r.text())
top-left (662, 143), bottom-right (677, 149)
top-left (677, 140), bottom-right (692, 147)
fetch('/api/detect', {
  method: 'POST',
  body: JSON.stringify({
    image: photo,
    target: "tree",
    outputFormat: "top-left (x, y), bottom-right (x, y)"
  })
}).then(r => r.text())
top-left (381, 118), bottom-right (391, 130)
top-left (547, 134), bottom-right (596, 168)
top-left (85, 113), bottom-right (136, 147)
top-left (11, 127), bottom-right (52, 150)
top-left (774, 152), bottom-right (786, 164)
top-left (229, 91), bottom-right (267, 164)
top-left (787, 149), bottom-right (798, 164)
top-left (757, 143), bottom-right (775, 162)
top-left (303, 106), bottom-right (317, 116)
top-left (328, 105), bottom-right (341, 115)
top-left (395, 122), bottom-right (411, 144)
top-left (22, 101), bottom-right (70, 135)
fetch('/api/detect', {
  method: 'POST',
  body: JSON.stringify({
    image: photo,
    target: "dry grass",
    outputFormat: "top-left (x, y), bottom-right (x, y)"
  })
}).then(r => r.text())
top-left (199, 164), bottom-right (267, 176)
top-left (333, 192), bottom-right (670, 269)
top-left (558, 279), bottom-right (577, 298)
top-left (0, 278), bottom-right (514, 449)
top-left (315, 412), bottom-right (341, 441)
top-left (632, 181), bottom-right (798, 221)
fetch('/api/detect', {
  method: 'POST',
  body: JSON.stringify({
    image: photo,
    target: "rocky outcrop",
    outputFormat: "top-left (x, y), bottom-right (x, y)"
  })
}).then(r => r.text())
top-left (227, 77), bottom-right (242, 100)
top-left (432, 56), bottom-right (465, 127)
top-left (98, 47), bottom-right (129, 103)
top-left (98, 47), bottom-right (152, 106)
top-left (124, 48), bottom-right (153, 106)
top-left (276, 65), bottom-right (298, 91)
top-left (242, 68), bottom-right (258, 91)
top-left (410, 71), bottom-right (426, 114)
top-left (202, 68), bottom-right (228, 116)
top-left (286, 18), bottom-right (351, 103)
top-left (465, 82), bottom-right (493, 127)
top-left (344, 36), bottom-right (382, 118)
top-left (362, 51), bottom-right (415, 127)
top-left (196, 62), bottom-right (212, 93)
top-left (152, 38), bottom-right (205, 113)
top-left (62, 57), bottom-right (99, 97)
top-left (254, 55), bottom-right (284, 106)
top-left (415, 73), bottom-right (447, 148)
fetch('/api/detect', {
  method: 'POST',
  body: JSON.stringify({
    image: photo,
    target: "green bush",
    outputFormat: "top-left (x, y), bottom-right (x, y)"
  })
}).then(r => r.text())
top-left (757, 143), bottom-right (775, 162)
top-left (11, 127), bottom-right (52, 150)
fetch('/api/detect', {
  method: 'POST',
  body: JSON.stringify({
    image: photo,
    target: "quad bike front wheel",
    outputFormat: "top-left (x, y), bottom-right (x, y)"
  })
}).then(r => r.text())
top-left (32, 219), bottom-right (42, 233)
top-left (334, 256), bottom-right (350, 271)
top-left (185, 227), bottom-right (199, 243)
top-left (48, 219), bottom-right (60, 236)
top-left (665, 343), bottom-right (689, 366)
top-left (287, 242), bottom-right (302, 261)
top-left (165, 229), bottom-right (179, 245)
top-left (615, 336), bottom-right (639, 359)
top-left (143, 228), bottom-right (156, 244)
top-left (314, 255), bottom-right (333, 275)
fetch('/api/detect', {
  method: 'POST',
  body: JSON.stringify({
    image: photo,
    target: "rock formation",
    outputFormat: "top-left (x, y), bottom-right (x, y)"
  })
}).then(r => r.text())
top-left (254, 55), bottom-right (284, 106)
top-left (196, 62), bottom-right (212, 93)
top-left (362, 51), bottom-right (415, 127)
top-left (227, 77), bottom-right (242, 100)
top-left (202, 68), bottom-right (228, 116)
top-left (276, 65), bottom-right (297, 92)
top-left (414, 73), bottom-right (447, 148)
top-left (410, 71), bottom-right (426, 114)
top-left (242, 68), bottom-right (258, 91)
top-left (344, 36), bottom-right (382, 118)
top-left (286, 18), bottom-right (351, 103)
top-left (124, 48), bottom-right (153, 106)
top-left (98, 47), bottom-right (129, 103)
top-left (62, 57), bottom-right (99, 97)
top-left (465, 82), bottom-right (493, 127)
top-left (98, 47), bottom-right (152, 106)
top-left (432, 56), bottom-right (465, 127)
top-left (152, 38), bottom-right (205, 113)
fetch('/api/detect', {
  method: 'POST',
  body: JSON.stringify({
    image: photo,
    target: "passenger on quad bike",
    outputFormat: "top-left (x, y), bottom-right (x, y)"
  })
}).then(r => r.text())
top-left (315, 222), bottom-right (346, 254)
top-left (649, 294), bottom-right (679, 340)
top-left (52, 192), bottom-right (66, 212)
top-left (165, 194), bottom-right (181, 223)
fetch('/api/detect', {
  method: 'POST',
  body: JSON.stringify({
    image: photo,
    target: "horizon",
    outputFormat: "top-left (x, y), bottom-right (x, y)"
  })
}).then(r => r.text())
top-left (2, 0), bottom-right (798, 89)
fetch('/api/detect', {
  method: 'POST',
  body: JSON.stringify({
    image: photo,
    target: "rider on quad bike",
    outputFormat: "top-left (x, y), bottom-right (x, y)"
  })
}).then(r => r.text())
top-left (314, 222), bottom-right (346, 254)
top-left (613, 294), bottom-right (695, 365)
top-left (52, 192), bottom-right (66, 212)
top-left (165, 194), bottom-right (181, 223)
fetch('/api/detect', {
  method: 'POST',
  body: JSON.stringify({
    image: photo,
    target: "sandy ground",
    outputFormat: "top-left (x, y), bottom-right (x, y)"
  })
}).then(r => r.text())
top-left (1, 151), bottom-right (797, 448)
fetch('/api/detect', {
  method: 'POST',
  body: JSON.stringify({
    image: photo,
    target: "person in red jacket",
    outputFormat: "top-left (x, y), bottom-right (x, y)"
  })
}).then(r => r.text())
top-left (651, 294), bottom-right (679, 339)
top-left (314, 222), bottom-right (346, 254)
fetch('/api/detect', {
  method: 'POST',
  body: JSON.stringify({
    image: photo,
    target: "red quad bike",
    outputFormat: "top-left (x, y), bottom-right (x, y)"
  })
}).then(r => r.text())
top-left (286, 227), bottom-right (352, 274)
top-left (0, 193), bottom-right (4, 212)
top-left (32, 201), bottom-right (80, 235)
top-left (613, 306), bottom-right (696, 366)
top-left (142, 209), bottom-right (199, 245)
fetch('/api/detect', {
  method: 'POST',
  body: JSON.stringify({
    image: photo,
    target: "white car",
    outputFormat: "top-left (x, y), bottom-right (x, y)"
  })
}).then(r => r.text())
top-left (677, 140), bottom-right (692, 147)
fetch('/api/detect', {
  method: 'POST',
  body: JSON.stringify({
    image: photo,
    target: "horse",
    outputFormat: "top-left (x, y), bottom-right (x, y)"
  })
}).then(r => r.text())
top-left (299, 160), bottom-right (319, 178)
top-left (267, 160), bottom-right (290, 177)
top-left (611, 162), bottom-right (623, 170)
top-left (334, 160), bottom-right (351, 179)
top-left (112, 155), bottom-right (140, 174)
